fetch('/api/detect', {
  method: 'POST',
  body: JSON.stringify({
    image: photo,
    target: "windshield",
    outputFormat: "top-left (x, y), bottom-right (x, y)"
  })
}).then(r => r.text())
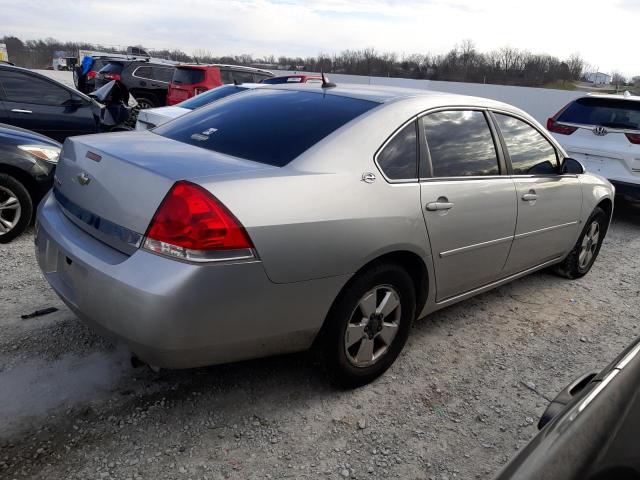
top-left (178, 85), bottom-right (250, 110)
top-left (154, 89), bottom-right (378, 166)
top-left (558, 97), bottom-right (640, 130)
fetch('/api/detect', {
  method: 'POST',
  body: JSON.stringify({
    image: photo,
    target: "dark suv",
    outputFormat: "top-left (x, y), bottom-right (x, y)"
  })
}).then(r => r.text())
top-left (95, 59), bottom-right (177, 109)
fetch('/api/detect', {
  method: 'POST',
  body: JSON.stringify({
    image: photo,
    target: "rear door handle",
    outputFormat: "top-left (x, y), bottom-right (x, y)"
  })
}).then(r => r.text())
top-left (426, 201), bottom-right (455, 211)
top-left (11, 109), bottom-right (32, 114)
top-left (522, 193), bottom-right (538, 201)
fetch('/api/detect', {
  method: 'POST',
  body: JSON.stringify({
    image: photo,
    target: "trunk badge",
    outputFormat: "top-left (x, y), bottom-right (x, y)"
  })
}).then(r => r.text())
top-left (76, 172), bottom-right (91, 186)
top-left (593, 126), bottom-right (608, 136)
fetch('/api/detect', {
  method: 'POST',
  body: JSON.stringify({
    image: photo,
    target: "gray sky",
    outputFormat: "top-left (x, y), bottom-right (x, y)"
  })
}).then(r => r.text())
top-left (3, 0), bottom-right (639, 77)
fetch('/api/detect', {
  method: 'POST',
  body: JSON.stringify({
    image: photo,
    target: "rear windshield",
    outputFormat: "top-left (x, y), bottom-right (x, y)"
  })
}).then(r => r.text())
top-left (154, 89), bottom-right (378, 166)
top-left (558, 97), bottom-right (640, 130)
top-left (99, 62), bottom-right (124, 74)
top-left (178, 85), bottom-right (249, 110)
top-left (172, 68), bottom-right (206, 85)
top-left (261, 76), bottom-right (302, 84)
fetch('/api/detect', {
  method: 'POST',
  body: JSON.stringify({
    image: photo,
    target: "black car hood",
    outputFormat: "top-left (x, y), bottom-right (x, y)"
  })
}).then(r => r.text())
top-left (0, 123), bottom-right (62, 147)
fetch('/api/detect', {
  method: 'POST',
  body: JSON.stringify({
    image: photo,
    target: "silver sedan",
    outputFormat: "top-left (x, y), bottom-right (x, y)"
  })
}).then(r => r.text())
top-left (35, 84), bottom-right (614, 386)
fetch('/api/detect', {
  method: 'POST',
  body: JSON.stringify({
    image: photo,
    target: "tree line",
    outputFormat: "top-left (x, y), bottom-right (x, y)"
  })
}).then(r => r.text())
top-left (0, 35), bottom-right (628, 88)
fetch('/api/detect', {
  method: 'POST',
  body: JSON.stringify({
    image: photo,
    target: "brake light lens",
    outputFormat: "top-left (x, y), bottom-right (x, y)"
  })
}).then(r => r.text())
top-left (143, 181), bottom-right (254, 262)
top-left (102, 73), bottom-right (121, 81)
top-left (625, 133), bottom-right (640, 144)
top-left (87, 70), bottom-right (97, 79)
top-left (547, 117), bottom-right (577, 135)
top-left (194, 87), bottom-right (208, 95)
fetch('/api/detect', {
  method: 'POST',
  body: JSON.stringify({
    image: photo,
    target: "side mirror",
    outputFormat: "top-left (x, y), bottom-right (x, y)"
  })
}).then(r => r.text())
top-left (561, 157), bottom-right (585, 175)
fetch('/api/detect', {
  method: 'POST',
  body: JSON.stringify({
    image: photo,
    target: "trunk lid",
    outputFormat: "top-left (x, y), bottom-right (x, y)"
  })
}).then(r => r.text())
top-left (54, 131), bottom-right (274, 253)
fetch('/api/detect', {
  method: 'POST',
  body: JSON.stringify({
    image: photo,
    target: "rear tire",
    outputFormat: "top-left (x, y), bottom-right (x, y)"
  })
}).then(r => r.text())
top-left (133, 94), bottom-right (158, 110)
top-left (0, 174), bottom-right (33, 244)
top-left (318, 263), bottom-right (416, 388)
top-left (552, 206), bottom-right (607, 279)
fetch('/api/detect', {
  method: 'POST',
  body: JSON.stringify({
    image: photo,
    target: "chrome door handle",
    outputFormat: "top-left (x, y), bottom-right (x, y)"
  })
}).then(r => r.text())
top-left (426, 201), bottom-right (455, 211)
top-left (522, 193), bottom-right (537, 201)
top-left (11, 109), bottom-right (32, 114)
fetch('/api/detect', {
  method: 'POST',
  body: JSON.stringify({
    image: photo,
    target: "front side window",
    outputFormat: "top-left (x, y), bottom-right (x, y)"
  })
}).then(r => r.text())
top-left (154, 89), bottom-right (378, 166)
top-left (423, 110), bottom-right (499, 177)
top-left (0, 71), bottom-right (71, 106)
top-left (494, 114), bottom-right (558, 175)
top-left (232, 71), bottom-right (255, 84)
top-left (376, 122), bottom-right (418, 180)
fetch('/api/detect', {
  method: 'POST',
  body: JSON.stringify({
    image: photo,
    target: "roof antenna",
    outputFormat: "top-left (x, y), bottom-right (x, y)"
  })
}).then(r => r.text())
top-left (234, 79), bottom-right (240, 86)
top-left (321, 71), bottom-right (336, 88)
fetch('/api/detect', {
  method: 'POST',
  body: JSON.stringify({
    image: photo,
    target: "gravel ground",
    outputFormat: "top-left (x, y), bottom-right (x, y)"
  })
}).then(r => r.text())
top-left (1, 201), bottom-right (639, 480)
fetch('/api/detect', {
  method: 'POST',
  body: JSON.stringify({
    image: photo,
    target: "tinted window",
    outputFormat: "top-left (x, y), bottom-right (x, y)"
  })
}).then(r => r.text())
top-left (495, 114), bottom-right (558, 175)
top-left (557, 97), bottom-right (640, 130)
top-left (253, 73), bottom-right (273, 82)
top-left (155, 89), bottom-right (377, 166)
top-left (0, 70), bottom-right (71, 106)
top-left (179, 85), bottom-right (249, 110)
top-left (262, 76), bottom-right (300, 84)
top-left (377, 122), bottom-right (418, 180)
top-left (232, 71), bottom-right (254, 84)
top-left (134, 66), bottom-right (152, 78)
top-left (99, 62), bottom-right (124, 74)
top-left (220, 69), bottom-right (233, 84)
top-left (423, 110), bottom-right (499, 177)
top-left (152, 67), bottom-right (174, 83)
top-left (172, 68), bottom-right (205, 85)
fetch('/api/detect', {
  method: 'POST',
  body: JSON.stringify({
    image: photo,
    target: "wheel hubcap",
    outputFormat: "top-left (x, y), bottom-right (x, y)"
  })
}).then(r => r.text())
top-left (344, 285), bottom-right (401, 368)
top-left (578, 220), bottom-right (600, 269)
top-left (0, 186), bottom-right (21, 236)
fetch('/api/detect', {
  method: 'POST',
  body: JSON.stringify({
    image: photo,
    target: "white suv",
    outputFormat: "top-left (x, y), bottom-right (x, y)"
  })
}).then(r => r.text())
top-left (547, 93), bottom-right (640, 201)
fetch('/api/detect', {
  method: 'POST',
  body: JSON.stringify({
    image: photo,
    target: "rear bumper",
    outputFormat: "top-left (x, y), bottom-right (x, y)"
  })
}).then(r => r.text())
top-left (35, 192), bottom-right (346, 368)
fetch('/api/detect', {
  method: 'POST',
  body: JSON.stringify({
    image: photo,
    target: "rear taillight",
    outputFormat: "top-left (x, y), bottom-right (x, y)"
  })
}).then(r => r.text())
top-left (625, 133), bottom-right (640, 144)
top-left (143, 181), bottom-right (254, 262)
top-left (547, 117), bottom-right (577, 135)
top-left (194, 87), bottom-right (208, 95)
top-left (87, 70), bottom-right (97, 79)
top-left (102, 73), bottom-right (121, 81)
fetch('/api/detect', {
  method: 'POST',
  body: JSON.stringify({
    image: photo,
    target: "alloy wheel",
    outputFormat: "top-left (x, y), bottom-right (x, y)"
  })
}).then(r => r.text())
top-left (344, 285), bottom-right (401, 368)
top-left (578, 220), bottom-right (600, 270)
top-left (0, 186), bottom-right (22, 236)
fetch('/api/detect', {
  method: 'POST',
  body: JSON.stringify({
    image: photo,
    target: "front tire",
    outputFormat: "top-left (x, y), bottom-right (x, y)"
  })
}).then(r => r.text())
top-left (318, 263), bottom-right (416, 388)
top-left (0, 174), bottom-right (33, 244)
top-left (553, 206), bottom-right (607, 279)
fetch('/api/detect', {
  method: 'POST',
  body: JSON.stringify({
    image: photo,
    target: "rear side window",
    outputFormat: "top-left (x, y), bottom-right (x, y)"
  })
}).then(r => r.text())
top-left (423, 110), bottom-right (500, 177)
top-left (179, 85), bottom-right (249, 110)
top-left (99, 62), bottom-right (124, 74)
top-left (253, 73), bottom-right (273, 82)
top-left (376, 122), bottom-right (418, 180)
top-left (151, 67), bottom-right (174, 83)
top-left (154, 89), bottom-right (378, 166)
top-left (494, 114), bottom-right (558, 175)
top-left (0, 70), bottom-right (71, 106)
top-left (172, 68), bottom-right (205, 85)
top-left (558, 98), bottom-right (640, 130)
top-left (232, 71), bottom-right (255, 84)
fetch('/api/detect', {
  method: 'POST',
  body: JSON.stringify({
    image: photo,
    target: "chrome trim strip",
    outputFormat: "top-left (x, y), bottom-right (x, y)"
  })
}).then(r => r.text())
top-left (436, 256), bottom-right (563, 305)
top-left (131, 66), bottom-right (171, 85)
top-left (440, 235), bottom-right (513, 258)
top-left (578, 370), bottom-right (619, 412)
top-left (53, 188), bottom-right (142, 254)
top-left (616, 343), bottom-right (640, 370)
top-left (514, 221), bottom-right (578, 240)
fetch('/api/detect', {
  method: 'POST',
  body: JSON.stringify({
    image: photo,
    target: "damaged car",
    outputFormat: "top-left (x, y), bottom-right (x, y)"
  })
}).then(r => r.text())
top-left (0, 64), bottom-right (136, 142)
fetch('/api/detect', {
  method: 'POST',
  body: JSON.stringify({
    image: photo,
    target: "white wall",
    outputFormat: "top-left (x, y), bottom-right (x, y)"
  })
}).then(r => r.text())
top-left (280, 71), bottom-right (583, 124)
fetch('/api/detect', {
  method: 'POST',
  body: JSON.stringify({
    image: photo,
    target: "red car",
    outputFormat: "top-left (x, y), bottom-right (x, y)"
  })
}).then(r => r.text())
top-left (166, 64), bottom-right (273, 105)
top-left (261, 74), bottom-right (324, 85)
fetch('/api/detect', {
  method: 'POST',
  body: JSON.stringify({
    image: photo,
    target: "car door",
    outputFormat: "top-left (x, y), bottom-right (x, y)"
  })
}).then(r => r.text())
top-left (492, 112), bottom-right (583, 274)
top-left (0, 69), bottom-right (96, 142)
top-left (419, 109), bottom-right (518, 302)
